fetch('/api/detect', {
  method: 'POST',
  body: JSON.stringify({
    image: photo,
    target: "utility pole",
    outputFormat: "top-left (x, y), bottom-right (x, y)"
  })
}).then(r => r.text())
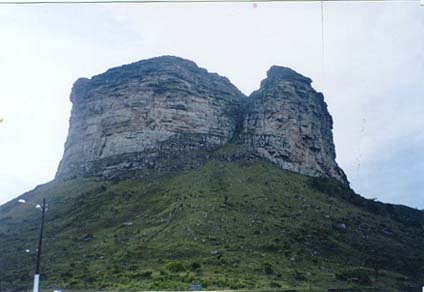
top-left (0, 260), bottom-right (2, 292)
top-left (33, 198), bottom-right (46, 292)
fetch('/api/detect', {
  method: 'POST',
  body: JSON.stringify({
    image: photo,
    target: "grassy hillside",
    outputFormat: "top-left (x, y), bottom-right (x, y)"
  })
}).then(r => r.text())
top-left (1, 145), bottom-right (423, 292)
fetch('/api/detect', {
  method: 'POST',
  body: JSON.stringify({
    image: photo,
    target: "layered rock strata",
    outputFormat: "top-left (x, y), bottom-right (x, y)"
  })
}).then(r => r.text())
top-left (56, 56), bottom-right (245, 179)
top-left (242, 66), bottom-right (348, 184)
top-left (56, 56), bottom-right (348, 184)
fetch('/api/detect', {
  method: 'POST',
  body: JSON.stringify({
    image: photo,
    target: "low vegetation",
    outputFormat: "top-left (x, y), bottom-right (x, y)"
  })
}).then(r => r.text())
top-left (0, 145), bottom-right (423, 291)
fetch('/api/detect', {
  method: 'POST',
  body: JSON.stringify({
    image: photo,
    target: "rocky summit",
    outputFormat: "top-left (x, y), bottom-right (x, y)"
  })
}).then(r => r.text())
top-left (56, 56), bottom-right (347, 184)
top-left (56, 56), bottom-right (245, 180)
top-left (2, 56), bottom-right (424, 292)
top-left (242, 66), bottom-right (348, 184)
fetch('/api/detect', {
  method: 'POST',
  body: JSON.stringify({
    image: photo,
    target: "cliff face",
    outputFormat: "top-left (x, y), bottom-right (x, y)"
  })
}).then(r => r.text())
top-left (57, 56), bottom-right (347, 184)
top-left (56, 56), bottom-right (245, 179)
top-left (242, 66), bottom-right (348, 184)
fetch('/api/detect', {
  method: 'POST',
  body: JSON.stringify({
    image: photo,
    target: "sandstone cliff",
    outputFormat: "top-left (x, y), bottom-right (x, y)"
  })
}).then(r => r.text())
top-left (56, 56), bottom-right (245, 179)
top-left (57, 56), bottom-right (347, 184)
top-left (242, 66), bottom-right (348, 184)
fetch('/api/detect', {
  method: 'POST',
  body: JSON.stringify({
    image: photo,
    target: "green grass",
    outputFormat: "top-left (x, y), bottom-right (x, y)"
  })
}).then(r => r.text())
top-left (0, 144), bottom-right (423, 292)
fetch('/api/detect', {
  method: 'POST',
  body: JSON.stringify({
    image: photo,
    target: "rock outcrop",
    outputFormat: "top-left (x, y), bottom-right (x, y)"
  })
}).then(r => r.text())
top-left (56, 56), bottom-right (245, 179)
top-left (242, 66), bottom-right (348, 184)
top-left (57, 56), bottom-right (348, 185)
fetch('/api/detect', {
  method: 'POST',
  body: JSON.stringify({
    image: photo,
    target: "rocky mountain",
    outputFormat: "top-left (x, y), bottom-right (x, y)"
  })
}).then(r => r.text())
top-left (1, 56), bottom-right (423, 292)
top-left (56, 56), bottom-right (347, 184)
top-left (56, 56), bottom-right (245, 180)
top-left (242, 66), bottom-right (348, 184)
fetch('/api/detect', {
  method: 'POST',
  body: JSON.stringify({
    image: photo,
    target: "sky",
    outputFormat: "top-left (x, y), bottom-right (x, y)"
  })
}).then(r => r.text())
top-left (0, 1), bottom-right (423, 208)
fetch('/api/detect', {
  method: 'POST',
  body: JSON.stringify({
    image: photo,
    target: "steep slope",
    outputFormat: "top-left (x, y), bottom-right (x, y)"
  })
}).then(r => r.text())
top-left (243, 66), bottom-right (347, 184)
top-left (1, 146), bottom-right (423, 292)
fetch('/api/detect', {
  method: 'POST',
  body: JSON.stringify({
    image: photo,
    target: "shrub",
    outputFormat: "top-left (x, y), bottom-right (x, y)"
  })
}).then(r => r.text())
top-left (138, 271), bottom-right (153, 279)
top-left (150, 279), bottom-right (187, 290)
top-left (336, 269), bottom-right (371, 285)
top-left (190, 262), bottom-right (201, 271)
top-left (308, 176), bottom-right (349, 196)
top-left (262, 243), bottom-right (280, 252)
top-left (263, 263), bottom-right (273, 275)
top-left (293, 270), bottom-right (306, 281)
top-left (270, 281), bottom-right (281, 288)
top-left (166, 261), bottom-right (186, 273)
